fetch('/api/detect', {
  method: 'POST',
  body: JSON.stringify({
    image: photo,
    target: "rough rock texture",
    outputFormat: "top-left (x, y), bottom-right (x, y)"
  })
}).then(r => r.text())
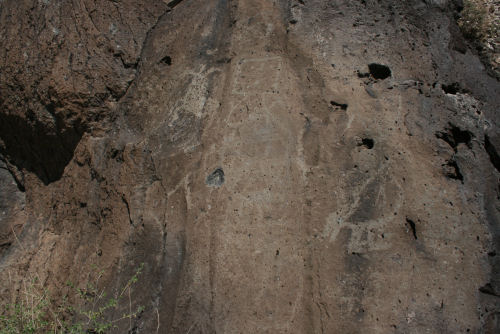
top-left (1, 0), bottom-right (500, 333)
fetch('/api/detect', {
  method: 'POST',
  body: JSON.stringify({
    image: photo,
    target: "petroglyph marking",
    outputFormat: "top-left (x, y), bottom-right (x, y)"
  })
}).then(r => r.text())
top-left (322, 168), bottom-right (403, 253)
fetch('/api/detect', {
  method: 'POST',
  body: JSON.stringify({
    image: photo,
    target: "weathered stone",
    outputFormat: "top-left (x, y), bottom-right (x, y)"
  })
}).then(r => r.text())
top-left (0, 0), bottom-right (499, 333)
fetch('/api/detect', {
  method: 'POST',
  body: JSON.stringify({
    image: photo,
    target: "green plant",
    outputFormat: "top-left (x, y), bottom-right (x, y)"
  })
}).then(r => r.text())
top-left (457, 0), bottom-right (500, 76)
top-left (0, 263), bottom-right (145, 334)
top-left (0, 277), bottom-right (52, 334)
top-left (459, 0), bottom-right (489, 41)
top-left (458, 0), bottom-right (498, 43)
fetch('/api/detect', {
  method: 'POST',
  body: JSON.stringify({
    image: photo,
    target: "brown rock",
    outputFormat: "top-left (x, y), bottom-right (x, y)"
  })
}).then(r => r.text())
top-left (0, 0), bottom-right (499, 333)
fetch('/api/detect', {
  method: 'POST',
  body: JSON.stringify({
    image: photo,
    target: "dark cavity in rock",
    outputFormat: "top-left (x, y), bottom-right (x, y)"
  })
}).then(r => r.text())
top-left (436, 124), bottom-right (472, 151)
top-left (160, 55), bottom-right (172, 65)
top-left (484, 135), bottom-right (500, 173)
top-left (0, 108), bottom-right (83, 185)
top-left (330, 101), bottom-right (348, 111)
top-left (442, 82), bottom-right (461, 95)
top-left (358, 138), bottom-right (374, 149)
top-left (479, 283), bottom-right (499, 297)
top-left (206, 168), bottom-right (225, 187)
top-left (368, 63), bottom-right (391, 80)
top-left (406, 217), bottom-right (417, 239)
top-left (167, 0), bottom-right (184, 8)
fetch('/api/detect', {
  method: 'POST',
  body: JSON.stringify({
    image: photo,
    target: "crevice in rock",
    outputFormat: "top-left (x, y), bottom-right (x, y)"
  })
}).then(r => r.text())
top-left (118, 5), bottom-right (172, 101)
top-left (368, 63), bottom-right (391, 80)
top-left (484, 135), bottom-right (500, 173)
top-left (406, 217), bottom-right (417, 239)
top-left (330, 101), bottom-right (348, 111)
top-left (443, 159), bottom-right (464, 182)
top-left (167, 0), bottom-right (185, 9)
top-left (479, 283), bottom-right (500, 297)
top-left (122, 195), bottom-right (133, 225)
top-left (436, 123), bottom-right (473, 151)
top-left (114, 52), bottom-right (139, 70)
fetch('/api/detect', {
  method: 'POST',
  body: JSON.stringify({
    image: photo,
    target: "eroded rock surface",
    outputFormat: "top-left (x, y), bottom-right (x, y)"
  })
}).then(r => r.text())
top-left (1, 0), bottom-right (499, 333)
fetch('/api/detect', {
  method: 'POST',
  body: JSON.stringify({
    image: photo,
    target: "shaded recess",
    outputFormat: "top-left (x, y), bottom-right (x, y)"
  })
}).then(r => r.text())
top-left (330, 100), bottom-right (348, 111)
top-left (484, 135), bottom-right (500, 173)
top-left (358, 138), bottom-right (375, 149)
top-left (0, 111), bottom-right (84, 185)
top-left (368, 63), bottom-right (391, 80)
top-left (406, 217), bottom-right (418, 239)
top-left (442, 82), bottom-right (461, 95)
top-left (443, 159), bottom-right (464, 182)
top-left (167, 0), bottom-right (184, 8)
top-left (160, 55), bottom-right (172, 65)
top-left (479, 283), bottom-right (500, 297)
top-left (0, 0), bottom-right (171, 185)
top-left (436, 123), bottom-right (473, 151)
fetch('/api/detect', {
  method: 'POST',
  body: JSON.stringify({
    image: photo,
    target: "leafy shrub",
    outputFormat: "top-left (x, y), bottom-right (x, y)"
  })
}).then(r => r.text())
top-left (0, 263), bottom-right (144, 334)
top-left (458, 0), bottom-right (499, 75)
top-left (458, 0), bottom-right (490, 41)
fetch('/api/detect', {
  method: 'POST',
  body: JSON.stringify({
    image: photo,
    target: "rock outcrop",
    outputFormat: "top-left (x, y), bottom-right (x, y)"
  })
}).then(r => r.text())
top-left (1, 0), bottom-right (499, 333)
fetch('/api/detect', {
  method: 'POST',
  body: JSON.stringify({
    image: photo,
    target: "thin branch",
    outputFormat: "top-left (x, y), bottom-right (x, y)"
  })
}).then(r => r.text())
top-left (128, 287), bottom-right (132, 331)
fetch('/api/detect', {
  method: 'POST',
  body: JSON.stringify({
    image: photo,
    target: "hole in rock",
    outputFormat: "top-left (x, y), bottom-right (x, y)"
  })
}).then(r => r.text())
top-left (368, 63), bottom-right (391, 80)
top-left (436, 123), bottom-right (472, 150)
top-left (442, 82), bottom-right (461, 94)
top-left (330, 101), bottom-right (348, 111)
top-left (358, 138), bottom-right (374, 149)
top-left (206, 168), bottom-right (225, 187)
top-left (160, 55), bottom-right (172, 65)
top-left (406, 217), bottom-right (417, 239)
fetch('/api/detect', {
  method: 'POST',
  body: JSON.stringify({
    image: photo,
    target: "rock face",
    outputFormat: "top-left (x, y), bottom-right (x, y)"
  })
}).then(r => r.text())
top-left (0, 0), bottom-right (499, 333)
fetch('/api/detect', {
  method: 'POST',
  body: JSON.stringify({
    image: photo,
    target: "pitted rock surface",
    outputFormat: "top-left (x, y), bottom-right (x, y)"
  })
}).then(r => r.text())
top-left (0, 0), bottom-right (499, 333)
